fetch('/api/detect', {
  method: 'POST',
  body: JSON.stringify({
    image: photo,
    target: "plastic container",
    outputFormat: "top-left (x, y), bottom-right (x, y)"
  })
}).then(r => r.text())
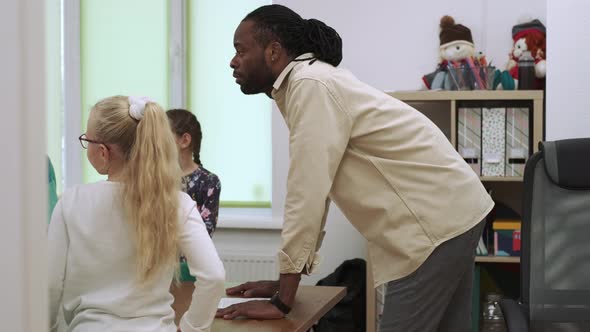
top-left (481, 293), bottom-right (507, 332)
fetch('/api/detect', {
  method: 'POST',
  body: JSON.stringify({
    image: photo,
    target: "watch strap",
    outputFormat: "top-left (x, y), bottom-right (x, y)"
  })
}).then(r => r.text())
top-left (269, 292), bottom-right (292, 314)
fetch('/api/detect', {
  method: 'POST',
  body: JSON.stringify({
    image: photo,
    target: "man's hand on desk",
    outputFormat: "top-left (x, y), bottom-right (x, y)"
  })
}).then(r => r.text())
top-left (216, 300), bottom-right (285, 320)
top-left (218, 274), bottom-right (301, 320)
top-left (225, 280), bottom-right (279, 298)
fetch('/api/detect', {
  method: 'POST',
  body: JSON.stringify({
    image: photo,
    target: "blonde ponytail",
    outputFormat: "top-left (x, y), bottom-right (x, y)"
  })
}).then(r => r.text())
top-left (92, 96), bottom-right (181, 283)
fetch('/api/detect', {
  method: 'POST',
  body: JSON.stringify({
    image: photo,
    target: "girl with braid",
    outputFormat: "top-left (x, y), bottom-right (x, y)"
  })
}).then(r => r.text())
top-left (221, 4), bottom-right (493, 332)
top-left (167, 109), bottom-right (221, 237)
top-left (167, 109), bottom-right (221, 282)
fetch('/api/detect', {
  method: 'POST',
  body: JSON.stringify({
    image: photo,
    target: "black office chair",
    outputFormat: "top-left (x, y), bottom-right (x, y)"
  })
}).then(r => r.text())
top-left (500, 138), bottom-right (590, 332)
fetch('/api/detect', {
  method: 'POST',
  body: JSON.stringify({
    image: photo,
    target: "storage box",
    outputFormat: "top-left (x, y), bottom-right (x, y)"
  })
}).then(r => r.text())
top-left (493, 220), bottom-right (521, 256)
top-left (482, 108), bottom-right (506, 176)
top-left (505, 107), bottom-right (530, 177)
top-left (457, 108), bottom-right (482, 175)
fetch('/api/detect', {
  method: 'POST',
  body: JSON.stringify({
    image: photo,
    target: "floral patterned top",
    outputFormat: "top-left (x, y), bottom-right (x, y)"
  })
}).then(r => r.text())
top-left (181, 166), bottom-right (221, 236)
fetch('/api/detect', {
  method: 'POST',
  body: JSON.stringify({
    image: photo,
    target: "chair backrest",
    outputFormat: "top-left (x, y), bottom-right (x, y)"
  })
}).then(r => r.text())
top-left (521, 138), bottom-right (590, 331)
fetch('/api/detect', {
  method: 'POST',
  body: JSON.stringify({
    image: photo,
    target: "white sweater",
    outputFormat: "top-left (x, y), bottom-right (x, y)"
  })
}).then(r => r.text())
top-left (48, 181), bottom-right (225, 332)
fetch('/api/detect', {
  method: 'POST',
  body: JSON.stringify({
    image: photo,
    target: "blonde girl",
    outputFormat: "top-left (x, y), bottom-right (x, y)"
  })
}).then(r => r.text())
top-left (48, 96), bottom-right (225, 332)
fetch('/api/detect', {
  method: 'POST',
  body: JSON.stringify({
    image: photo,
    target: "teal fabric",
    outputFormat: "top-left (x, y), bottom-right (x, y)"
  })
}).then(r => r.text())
top-left (48, 157), bottom-right (58, 222)
top-left (180, 261), bottom-right (196, 282)
top-left (494, 70), bottom-right (515, 90)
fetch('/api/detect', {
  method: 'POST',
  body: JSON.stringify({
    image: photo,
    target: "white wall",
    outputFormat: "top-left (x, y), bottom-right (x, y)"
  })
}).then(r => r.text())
top-left (546, 0), bottom-right (590, 140)
top-left (0, 0), bottom-right (48, 330)
top-left (277, 0), bottom-right (545, 91)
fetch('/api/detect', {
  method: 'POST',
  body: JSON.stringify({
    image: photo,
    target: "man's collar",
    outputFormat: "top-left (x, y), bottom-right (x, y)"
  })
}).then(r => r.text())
top-left (272, 53), bottom-right (315, 91)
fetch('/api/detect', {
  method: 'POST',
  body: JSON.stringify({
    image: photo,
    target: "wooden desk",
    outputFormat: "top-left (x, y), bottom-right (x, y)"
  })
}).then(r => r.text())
top-left (170, 282), bottom-right (346, 332)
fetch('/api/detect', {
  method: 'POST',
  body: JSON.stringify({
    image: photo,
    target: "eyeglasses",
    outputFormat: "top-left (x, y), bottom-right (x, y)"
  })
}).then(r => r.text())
top-left (78, 133), bottom-right (109, 150)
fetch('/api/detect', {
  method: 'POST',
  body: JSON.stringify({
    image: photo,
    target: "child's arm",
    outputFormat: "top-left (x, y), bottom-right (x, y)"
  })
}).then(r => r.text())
top-left (48, 199), bottom-right (68, 332)
top-left (178, 200), bottom-right (225, 332)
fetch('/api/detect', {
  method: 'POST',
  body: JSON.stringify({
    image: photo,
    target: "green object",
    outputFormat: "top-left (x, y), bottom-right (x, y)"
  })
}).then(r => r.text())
top-left (493, 70), bottom-right (502, 90)
top-left (48, 157), bottom-right (58, 222)
top-left (220, 200), bottom-right (271, 208)
top-left (494, 70), bottom-right (516, 90)
top-left (179, 261), bottom-right (196, 282)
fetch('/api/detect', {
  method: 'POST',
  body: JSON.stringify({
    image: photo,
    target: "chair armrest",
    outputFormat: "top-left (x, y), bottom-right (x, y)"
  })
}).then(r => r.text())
top-left (500, 299), bottom-right (529, 332)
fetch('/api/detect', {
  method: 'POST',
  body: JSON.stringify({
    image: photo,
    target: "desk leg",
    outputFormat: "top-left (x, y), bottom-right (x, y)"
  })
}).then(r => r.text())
top-left (472, 264), bottom-right (481, 332)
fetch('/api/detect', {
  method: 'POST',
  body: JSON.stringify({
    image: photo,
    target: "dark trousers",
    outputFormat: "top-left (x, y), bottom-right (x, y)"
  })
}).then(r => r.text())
top-left (379, 220), bottom-right (485, 332)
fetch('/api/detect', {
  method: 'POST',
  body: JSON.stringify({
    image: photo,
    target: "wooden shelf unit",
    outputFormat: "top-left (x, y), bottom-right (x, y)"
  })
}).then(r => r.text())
top-left (389, 90), bottom-right (543, 101)
top-left (480, 176), bottom-right (523, 182)
top-left (475, 255), bottom-right (520, 264)
top-left (387, 90), bottom-right (544, 154)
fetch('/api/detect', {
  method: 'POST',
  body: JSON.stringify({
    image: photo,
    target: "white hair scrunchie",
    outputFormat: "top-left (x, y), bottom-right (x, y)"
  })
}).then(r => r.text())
top-left (128, 96), bottom-right (154, 121)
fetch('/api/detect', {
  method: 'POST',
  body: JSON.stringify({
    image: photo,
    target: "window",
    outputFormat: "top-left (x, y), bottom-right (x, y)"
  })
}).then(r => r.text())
top-left (80, 0), bottom-right (169, 183)
top-left (188, 0), bottom-right (271, 207)
top-left (56, 1), bottom-right (273, 212)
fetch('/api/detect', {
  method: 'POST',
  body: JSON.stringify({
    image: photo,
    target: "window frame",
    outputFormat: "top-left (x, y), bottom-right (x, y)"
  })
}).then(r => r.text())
top-left (61, 0), bottom-right (281, 228)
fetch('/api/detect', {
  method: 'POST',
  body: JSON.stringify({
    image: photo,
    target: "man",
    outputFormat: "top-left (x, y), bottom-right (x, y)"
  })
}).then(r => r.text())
top-left (217, 5), bottom-right (493, 331)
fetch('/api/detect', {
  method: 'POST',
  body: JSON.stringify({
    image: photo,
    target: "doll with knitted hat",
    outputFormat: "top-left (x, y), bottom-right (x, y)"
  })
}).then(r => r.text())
top-left (506, 19), bottom-right (546, 89)
top-left (423, 16), bottom-right (482, 90)
top-left (438, 15), bottom-right (475, 65)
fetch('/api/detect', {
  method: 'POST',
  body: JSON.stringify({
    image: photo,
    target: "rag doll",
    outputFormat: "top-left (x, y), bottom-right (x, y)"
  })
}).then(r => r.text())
top-left (423, 16), bottom-right (476, 90)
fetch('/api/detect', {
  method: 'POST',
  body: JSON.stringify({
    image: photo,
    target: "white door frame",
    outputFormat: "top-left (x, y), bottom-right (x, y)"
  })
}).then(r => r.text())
top-left (0, 0), bottom-right (48, 330)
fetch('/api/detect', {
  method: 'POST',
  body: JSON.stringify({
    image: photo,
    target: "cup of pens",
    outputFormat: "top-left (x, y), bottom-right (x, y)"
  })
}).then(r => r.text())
top-left (447, 64), bottom-right (472, 90)
top-left (446, 57), bottom-right (496, 90)
top-left (481, 66), bottom-right (496, 90)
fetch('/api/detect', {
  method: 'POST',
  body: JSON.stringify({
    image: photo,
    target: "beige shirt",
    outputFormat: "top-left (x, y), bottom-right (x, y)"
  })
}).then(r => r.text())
top-left (272, 54), bottom-right (494, 287)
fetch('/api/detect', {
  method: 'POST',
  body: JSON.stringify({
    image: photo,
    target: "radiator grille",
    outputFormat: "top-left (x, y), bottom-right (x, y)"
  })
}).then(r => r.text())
top-left (220, 253), bottom-right (277, 282)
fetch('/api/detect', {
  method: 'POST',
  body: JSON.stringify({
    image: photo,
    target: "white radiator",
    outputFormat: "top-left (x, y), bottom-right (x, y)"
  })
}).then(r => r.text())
top-left (220, 253), bottom-right (278, 282)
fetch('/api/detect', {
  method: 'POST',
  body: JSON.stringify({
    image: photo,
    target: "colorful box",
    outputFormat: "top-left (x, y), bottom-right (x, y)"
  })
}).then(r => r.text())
top-left (493, 220), bottom-right (521, 256)
top-left (482, 108), bottom-right (506, 176)
top-left (505, 108), bottom-right (530, 177)
top-left (457, 108), bottom-right (482, 175)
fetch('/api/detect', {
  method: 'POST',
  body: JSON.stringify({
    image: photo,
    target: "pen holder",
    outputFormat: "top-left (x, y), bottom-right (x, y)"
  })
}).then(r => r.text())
top-left (447, 66), bottom-right (472, 90)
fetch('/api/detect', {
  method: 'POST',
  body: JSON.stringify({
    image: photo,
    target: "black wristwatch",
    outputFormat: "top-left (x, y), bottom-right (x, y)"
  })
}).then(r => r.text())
top-left (269, 292), bottom-right (292, 314)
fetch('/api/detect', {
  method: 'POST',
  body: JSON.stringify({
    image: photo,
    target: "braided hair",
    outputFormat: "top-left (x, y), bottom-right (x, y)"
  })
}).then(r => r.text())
top-left (244, 4), bottom-right (343, 66)
top-left (166, 109), bottom-right (202, 165)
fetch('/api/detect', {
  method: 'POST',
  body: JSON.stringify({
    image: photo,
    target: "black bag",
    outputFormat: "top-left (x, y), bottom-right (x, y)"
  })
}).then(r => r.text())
top-left (313, 258), bottom-right (366, 332)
